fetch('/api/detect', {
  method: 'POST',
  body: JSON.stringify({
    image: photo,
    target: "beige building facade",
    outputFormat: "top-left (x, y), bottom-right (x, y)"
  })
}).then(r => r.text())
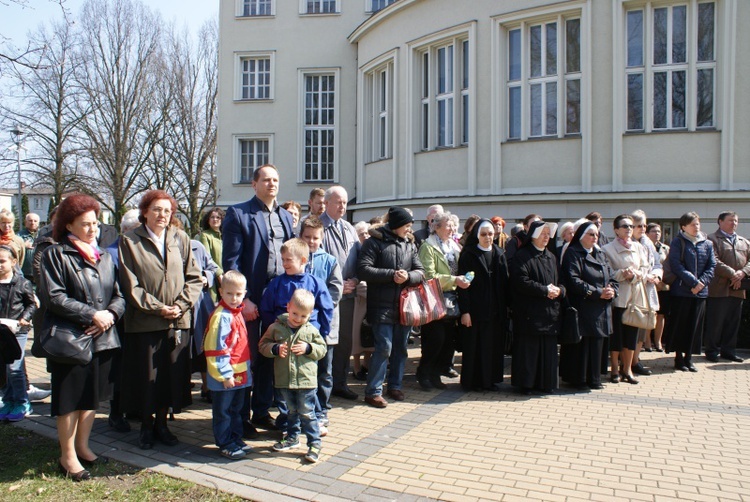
top-left (218, 0), bottom-right (750, 233)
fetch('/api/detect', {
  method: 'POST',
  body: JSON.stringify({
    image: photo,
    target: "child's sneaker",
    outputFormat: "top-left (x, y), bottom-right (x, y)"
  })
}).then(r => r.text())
top-left (6, 402), bottom-right (32, 422)
top-left (305, 445), bottom-right (321, 463)
top-left (0, 402), bottom-right (13, 420)
top-left (220, 445), bottom-right (247, 460)
top-left (319, 425), bottom-right (328, 437)
top-left (235, 441), bottom-right (254, 453)
top-left (272, 437), bottom-right (300, 451)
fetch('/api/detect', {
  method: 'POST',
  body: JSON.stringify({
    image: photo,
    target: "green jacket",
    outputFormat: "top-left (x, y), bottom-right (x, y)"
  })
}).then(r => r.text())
top-left (259, 313), bottom-right (327, 389)
top-left (418, 236), bottom-right (459, 291)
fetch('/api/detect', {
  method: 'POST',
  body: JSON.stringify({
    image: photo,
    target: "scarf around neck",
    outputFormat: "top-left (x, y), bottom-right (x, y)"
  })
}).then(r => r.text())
top-left (68, 234), bottom-right (100, 265)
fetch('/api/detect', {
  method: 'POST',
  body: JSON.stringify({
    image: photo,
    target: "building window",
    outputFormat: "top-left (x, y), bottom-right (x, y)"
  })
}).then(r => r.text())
top-left (302, 0), bottom-right (338, 14)
top-left (34, 197), bottom-right (42, 209)
top-left (303, 73), bottom-right (336, 182)
top-left (365, 61), bottom-right (393, 162)
top-left (626, 1), bottom-right (715, 132)
top-left (236, 137), bottom-right (270, 184)
top-left (239, 0), bottom-right (273, 16)
top-left (235, 53), bottom-right (273, 101)
top-left (418, 35), bottom-right (469, 150)
top-left (506, 14), bottom-right (581, 140)
top-left (368, 0), bottom-right (397, 13)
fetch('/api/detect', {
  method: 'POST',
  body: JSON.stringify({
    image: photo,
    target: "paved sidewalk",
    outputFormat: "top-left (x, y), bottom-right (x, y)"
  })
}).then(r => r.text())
top-left (18, 340), bottom-right (750, 501)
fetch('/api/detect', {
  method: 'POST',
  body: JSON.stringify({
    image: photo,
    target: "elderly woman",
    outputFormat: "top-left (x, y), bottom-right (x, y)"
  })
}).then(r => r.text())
top-left (560, 221), bottom-right (617, 390)
top-left (557, 221), bottom-right (575, 263)
top-left (197, 207), bottom-right (224, 301)
top-left (417, 211), bottom-right (470, 390)
top-left (38, 194), bottom-right (125, 481)
top-left (457, 218), bottom-right (509, 392)
top-left (646, 222), bottom-right (669, 352)
top-left (629, 210), bottom-right (662, 373)
top-left (118, 190), bottom-right (202, 449)
top-left (509, 221), bottom-right (564, 394)
top-left (602, 214), bottom-right (650, 384)
top-left (357, 207), bottom-right (424, 408)
top-left (0, 209), bottom-right (25, 271)
top-left (666, 212), bottom-right (715, 372)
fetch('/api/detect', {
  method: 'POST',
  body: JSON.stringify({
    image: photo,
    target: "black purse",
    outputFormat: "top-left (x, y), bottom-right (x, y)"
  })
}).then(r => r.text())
top-left (0, 324), bottom-right (22, 365)
top-left (559, 304), bottom-right (582, 345)
top-left (39, 315), bottom-right (93, 365)
top-left (443, 291), bottom-right (460, 320)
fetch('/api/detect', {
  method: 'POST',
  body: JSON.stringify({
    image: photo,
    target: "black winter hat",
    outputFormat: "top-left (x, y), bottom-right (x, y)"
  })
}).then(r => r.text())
top-left (388, 206), bottom-right (413, 230)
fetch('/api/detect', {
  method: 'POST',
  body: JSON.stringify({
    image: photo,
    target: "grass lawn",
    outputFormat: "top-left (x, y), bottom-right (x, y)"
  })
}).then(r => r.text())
top-left (0, 423), bottom-right (243, 501)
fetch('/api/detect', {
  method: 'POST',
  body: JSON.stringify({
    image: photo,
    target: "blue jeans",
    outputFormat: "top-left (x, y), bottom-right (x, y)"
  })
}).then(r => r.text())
top-left (315, 345), bottom-right (334, 420)
top-left (278, 388), bottom-right (320, 448)
top-left (211, 386), bottom-right (245, 449)
top-left (365, 323), bottom-right (410, 398)
top-left (3, 331), bottom-right (28, 406)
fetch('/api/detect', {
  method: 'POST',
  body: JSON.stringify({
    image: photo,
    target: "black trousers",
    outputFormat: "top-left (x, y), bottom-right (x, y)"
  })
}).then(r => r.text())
top-left (419, 319), bottom-right (457, 380)
top-left (704, 296), bottom-right (743, 357)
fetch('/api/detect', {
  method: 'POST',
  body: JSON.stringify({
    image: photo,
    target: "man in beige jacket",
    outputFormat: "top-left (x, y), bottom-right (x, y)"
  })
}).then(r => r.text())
top-left (705, 211), bottom-right (750, 363)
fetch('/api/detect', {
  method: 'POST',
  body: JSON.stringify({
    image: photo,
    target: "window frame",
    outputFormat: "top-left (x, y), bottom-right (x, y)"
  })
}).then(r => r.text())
top-left (364, 59), bottom-right (394, 162)
top-left (367, 0), bottom-right (397, 14)
top-left (300, 0), bottom-right (340, 15)
top-left (624, 1), bottom-right (717, 133)
top-left (298, 68), bottom-right (340, 183)
top-left (234, 51), bottom-right (274, 102)
top-left (234, 134), bottom-right (273, 185)
top-left (236, 0), bottom-right (275, 17)
top-left (416, 32), bottom-right (470, 151)
top-left (503, 11), bottom-right (583, 141)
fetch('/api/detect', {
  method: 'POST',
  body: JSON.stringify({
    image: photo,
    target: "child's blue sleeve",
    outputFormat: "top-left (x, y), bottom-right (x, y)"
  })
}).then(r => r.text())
top-left (316, 281), bottom-right (334, 338)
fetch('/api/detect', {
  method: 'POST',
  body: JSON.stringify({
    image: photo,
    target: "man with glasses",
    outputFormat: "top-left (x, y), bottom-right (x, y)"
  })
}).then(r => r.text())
top-left (704, 211), bottom-right (750, 363)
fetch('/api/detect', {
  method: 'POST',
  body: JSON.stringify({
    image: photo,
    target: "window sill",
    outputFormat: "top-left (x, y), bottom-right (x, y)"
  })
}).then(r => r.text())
top-left (234, 98), bottom-right (274, 104)
top-left (623, 127), bottom-right (717, 136)
top-left (235, 15), bottom-right (275, 19)
top-left (299, 12), bottom-right (341, 17)
top-left (233, 181), bottom-right (253, 186)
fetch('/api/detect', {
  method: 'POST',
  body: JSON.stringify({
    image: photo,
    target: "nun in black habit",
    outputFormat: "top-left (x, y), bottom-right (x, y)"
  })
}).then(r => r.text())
top-left (559, 221), bottom-right (618, 389)
top-left (509, 221), bottom-right (565, 394)
top-left (457, 219), bottom-right (509, 391)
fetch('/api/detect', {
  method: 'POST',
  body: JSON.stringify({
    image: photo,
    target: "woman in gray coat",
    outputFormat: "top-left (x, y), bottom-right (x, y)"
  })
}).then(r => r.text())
top-left (118, 190), bottom-right (202, 450)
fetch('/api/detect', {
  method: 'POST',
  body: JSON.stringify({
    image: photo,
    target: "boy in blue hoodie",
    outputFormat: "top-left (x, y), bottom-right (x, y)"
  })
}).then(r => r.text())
top-left (259, 238), bottom-right (334, 430)
top-left (299, 217), bottom-right (343, 435)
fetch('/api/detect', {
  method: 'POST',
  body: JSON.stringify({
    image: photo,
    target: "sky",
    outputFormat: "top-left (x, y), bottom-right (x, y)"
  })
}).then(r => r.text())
top-left (0, 0), bottom-right (219, 49)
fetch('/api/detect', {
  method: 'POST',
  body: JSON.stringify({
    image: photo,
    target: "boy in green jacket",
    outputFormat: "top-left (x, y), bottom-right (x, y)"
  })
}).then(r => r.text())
top-left (259, 288), bottom-right (327, 463)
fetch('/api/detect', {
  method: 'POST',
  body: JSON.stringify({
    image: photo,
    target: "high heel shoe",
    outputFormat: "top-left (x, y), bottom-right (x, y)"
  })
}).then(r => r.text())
top-left (77, 455), bottom-right (109, 467)
top-left (58, 461), bottom-right (91, 482)
top-left (621, 374), bottom-right (639, 385)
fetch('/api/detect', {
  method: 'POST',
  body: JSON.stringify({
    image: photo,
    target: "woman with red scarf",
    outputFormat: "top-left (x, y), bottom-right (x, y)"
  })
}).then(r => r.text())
top-left (38, 194), bottom-right (126, 481)
top-left (0, 209), bottom-right (26, 271)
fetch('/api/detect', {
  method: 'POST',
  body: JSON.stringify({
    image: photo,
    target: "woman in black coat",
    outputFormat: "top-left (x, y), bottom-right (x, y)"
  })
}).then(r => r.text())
top-left (457, 218), bottom-right (509, 391)
top-left (559, 221), bottom-right (618, 390)
top-left (509, 221), bottom-right (565, 394)
top-left (38, 194), bottom-right (126, 481)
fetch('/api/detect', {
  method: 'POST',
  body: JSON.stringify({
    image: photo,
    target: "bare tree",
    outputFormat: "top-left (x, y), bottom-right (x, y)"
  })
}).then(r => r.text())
top-left (75, 0), bottom-right (163, 225)
top-left (0, 0), bottom-right (71, 71)
top-left (0, 19), bottom-right (87, 210)
top-left (151, 20), bottom-right (218, 236)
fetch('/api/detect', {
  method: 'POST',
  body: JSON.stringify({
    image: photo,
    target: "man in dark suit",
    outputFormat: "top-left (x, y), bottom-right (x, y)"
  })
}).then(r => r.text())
top-left (412, 204), bottom-right (443, 248)
top-left (222, 164), bottom-right (295, 436)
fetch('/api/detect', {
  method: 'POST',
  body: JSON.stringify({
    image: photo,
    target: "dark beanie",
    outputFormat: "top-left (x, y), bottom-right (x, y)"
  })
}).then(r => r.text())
top-left (388, 206), bottom-right (413, 230)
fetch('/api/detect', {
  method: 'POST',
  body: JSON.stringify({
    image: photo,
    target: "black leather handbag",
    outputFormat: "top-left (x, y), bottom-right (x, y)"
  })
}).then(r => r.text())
top-left (39, 316), bottom-right (93, 365)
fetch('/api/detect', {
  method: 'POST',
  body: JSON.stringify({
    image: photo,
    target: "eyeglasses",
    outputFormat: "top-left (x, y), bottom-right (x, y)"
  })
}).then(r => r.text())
top-left (635, 224), bottom-right (647, 228)
top-left (619, 224), bottom-right (634, 229)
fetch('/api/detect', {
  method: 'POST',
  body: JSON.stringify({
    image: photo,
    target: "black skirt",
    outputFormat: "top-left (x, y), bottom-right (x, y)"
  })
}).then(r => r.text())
top-left (50, 349), bottom-right (116, 416)
top-left (120, 329), bottom-right (193, 416)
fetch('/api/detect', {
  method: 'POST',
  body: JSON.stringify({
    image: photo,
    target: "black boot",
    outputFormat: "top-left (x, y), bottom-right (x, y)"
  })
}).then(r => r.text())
top-left (416, 366), bottom-right (433, 390)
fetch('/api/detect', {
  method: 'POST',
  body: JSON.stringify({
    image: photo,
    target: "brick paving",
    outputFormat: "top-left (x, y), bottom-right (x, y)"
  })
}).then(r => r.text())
top-left (16, 339), bottom-right (750, 501)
